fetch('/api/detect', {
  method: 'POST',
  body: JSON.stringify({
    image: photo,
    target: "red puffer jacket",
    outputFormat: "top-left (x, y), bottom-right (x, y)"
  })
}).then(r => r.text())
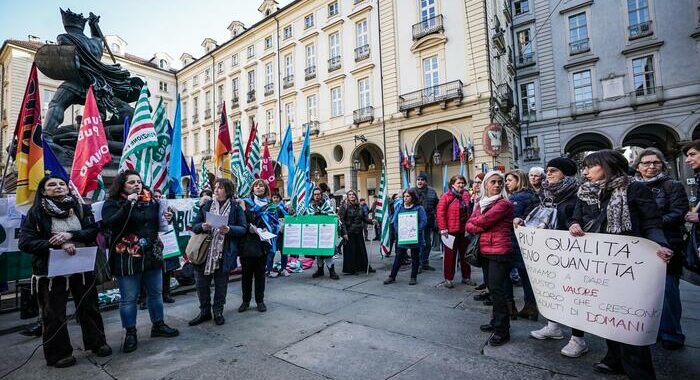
top-left (437, 190), bottom-right (471, 233)
top-left (466, 198), bottom-right (513, 255)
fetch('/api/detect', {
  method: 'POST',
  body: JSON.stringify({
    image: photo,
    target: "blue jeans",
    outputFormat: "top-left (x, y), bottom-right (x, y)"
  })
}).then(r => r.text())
top-left (266, 246), bottom-right (288, 272)
top-left (390, 248), bottom-right (419, 279)
top-left (659, 275), bottom-right (685, 344)
top-left (117, 269), bottom-right (164, 329)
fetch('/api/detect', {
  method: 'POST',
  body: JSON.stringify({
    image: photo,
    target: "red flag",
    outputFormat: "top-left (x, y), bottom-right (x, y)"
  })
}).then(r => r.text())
top-left (260, 138), bottom-right (276, 192)
top-left (214, 102), bottom-right (233, 179)
top-left (70, 86), bottom-right (111, 196)
top-left (14, 64), bottom-right (44, 211)
top-left (244, 122), bottom-right (257, 166)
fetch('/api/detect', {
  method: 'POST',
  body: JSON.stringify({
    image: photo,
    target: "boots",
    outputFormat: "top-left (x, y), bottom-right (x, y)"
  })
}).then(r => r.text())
top-left (517, 303), bottom-right (539, 321)
top-left (509, 301), bottom-right (518, 320)
top-left (328, 265), bottom-right (340, 280)
top-left (150, 321), bottom-right (179, 338)
top-left (312, 266), bottom-right (325, 278)
top-left (122, 327), bottom-right (137, 353)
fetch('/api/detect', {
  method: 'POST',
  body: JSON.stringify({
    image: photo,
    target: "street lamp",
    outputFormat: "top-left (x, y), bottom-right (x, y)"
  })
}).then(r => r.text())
top-left (353, 158), bottom-right (361, 171)
top-left (432, 150), bottom-right (441, 165)
top-left (313, 169), bottom-right (321, 181)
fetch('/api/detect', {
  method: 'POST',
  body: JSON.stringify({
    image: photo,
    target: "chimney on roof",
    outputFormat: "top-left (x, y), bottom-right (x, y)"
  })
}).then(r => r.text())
top-left (27, 35), bottom-right (41, 43)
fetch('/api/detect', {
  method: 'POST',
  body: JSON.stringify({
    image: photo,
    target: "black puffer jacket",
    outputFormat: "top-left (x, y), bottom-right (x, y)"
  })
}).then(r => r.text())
top-left (568, 181), bottom-right (669, 247)
top-left (546, 193), bottom-right (578, 232)
top-left (638, 176), bottom-right (688, 275)
top-left (18, 203), bottom-right (98, 276)
top-left (413, 186), bottom-right (439, 228)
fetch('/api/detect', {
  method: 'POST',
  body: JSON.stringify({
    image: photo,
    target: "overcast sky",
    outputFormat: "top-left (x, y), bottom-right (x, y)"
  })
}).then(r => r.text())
top-left (0, 0), bottom-right (293, 68)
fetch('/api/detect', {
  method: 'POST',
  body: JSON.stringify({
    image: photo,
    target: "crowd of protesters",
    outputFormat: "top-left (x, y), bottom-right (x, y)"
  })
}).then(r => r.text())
top-left (16, 141), bottom-right (700, 380)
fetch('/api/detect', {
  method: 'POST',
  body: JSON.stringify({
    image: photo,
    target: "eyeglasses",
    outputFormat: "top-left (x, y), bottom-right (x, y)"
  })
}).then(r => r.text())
top-left (639, 161), bottom-right (663, 167)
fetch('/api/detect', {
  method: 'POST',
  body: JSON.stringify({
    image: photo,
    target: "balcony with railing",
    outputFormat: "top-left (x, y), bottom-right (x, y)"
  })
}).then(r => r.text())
top-left (262, 132), bottom-right (277, 146)
top-left (516, 52), bottom-right (536, 67)
top-left (412, 15), bottom-right (444, 41)
top-left (629, 20), bottom-right (653, 40)
top-left (398, 80), bottom-right (463, 115)
top-left (492, 31), bottom-right (506, 55)
top-left (264, 83), bottom-right (274, 96)
top-left (232, 95), bottom-right (240, 108)
top-left (192, 114), bottom-right (199, 124)
top-left (569, 38), bottom-right (590, 55)
top-left (353, 106), bottom-right (374, 125)
top-left (328, 56), bottom-right (342, 72)
top-left (302, 120), bottom-right (320, 135)
top-left (204, 109), bottom-right (212, 119)
top-left (247, 90), bottom-right (256, 102)
top-left (355, 44), bottom-right (370, 62)
top-left (570, 99), bottom-right (599, 118)
top-left (283, 74), bottom-right (294, 89)
top-left (629, 86), bottom-right (664, 109)
top-left (305, 65), bottom-right (317, 80)
top-left (495, 83), bottom-right (514, 112)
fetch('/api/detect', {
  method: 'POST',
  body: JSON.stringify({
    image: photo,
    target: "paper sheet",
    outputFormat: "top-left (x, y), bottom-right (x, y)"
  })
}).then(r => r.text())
top-left (255, 228), bottom-right (277, 242)
top-left (284, 223), bottom-right (302, 248)
top-left (205, 212), bottom-right (228, 229)
top-left (159, 229), bottom-right (181, 259)
top-left (48, 247), bottom-right (98, 277)
top-left (318, 224), bottom-right (336, 249)
top-left (441, 234), bottom-right (455, 249)
top-left (301, 224), bottom-right (319, 249)
top-left (91, 201), bottom-right (104, 222)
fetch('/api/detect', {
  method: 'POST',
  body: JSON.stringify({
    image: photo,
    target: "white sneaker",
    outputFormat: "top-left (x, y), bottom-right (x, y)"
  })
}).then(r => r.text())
top-left (281, 269), bottom-right (290, 277)
top-left (269, 271), bottom-right (279, 278)
top-left (560, 338), bottom-right (588, 358)
top-left (530, 324), bottom-right (564, 340)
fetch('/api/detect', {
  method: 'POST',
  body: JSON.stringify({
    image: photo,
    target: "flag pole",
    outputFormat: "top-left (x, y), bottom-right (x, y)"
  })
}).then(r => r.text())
top-left (0, 151), bottom-right (13, 196)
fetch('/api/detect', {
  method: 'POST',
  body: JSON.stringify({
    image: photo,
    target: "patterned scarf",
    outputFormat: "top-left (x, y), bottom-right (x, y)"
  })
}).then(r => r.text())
top-left (577, 176), bottom-right (632, 234)
top-left (541, 176), bottom-right (579, 205)
top-left (633, 172), bottom-right (668, 184)
top-left (41, 195), bottom-right (77, 219)
top-left (244, 196), bottom-right (280, 251)
top-left (205, 199), bottom-right (231, 275)
top-left (306, 199), bottom-right (335, 215)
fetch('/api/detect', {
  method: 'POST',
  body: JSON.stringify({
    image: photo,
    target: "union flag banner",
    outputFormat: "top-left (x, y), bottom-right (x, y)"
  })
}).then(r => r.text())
top-left (14, 64), bottom-right (44, 212)
top-left (71, 86), bottom-right (111, 196)
top-left (260, 137), bottom-right (276, 192)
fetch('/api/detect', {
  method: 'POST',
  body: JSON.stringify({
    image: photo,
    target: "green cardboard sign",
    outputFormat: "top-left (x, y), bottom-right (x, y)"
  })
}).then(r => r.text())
top-left (282, 215), bottom-right (338, 256)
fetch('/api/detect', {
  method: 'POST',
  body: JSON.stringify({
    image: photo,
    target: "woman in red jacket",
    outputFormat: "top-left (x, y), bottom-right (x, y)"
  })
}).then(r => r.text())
top-left (467, 171), bottom-right (513, 346)
top-left (437, 175), bottom-right (474, 288)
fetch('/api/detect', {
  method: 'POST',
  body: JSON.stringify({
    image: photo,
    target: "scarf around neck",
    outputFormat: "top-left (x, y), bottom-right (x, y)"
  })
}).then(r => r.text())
top-left (205, 198), bottom-right (231, 275)
top-left (42, 195), bottom-right (77, 219)
top-left (478, 194), bottom-right (502, 212)
top-left (577, 176), bottom-right (632, 234)
top-left (541, 176), bottom-right (578, 205)
top-left (633, 172), bottom-right (668, 185)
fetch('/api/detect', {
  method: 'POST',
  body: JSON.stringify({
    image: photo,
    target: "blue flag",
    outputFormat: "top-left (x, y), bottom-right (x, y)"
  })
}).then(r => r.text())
top-left (122, 116), bottom-right (130, 144)
top-left (168, 94), bottom-right (183, 195)
top-left (42, 137), bottom-right (69, 180)
top-left (276, 124), bottom-right (296, 196)
top-left (442, 164), bottom-right (449, 194)
top-left (189, 157), bottom-right (199, 197)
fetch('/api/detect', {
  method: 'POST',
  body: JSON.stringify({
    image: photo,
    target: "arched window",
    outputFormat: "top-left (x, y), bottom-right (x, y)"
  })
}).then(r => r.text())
top-left (111, 43), bottom-right (120, 54)
top-left (159, 59), bottom-right (168, 69)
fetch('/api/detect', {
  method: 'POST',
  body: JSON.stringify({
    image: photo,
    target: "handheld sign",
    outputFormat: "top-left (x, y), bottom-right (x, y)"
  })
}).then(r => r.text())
top-left (397, 211), bottom-right (419, 245)
top-left (159, 229), bottom-right (182, 259)
top-left (517, 226), bottom-right (665, 346)
top-left (282, 215), bottom-right (338, 256)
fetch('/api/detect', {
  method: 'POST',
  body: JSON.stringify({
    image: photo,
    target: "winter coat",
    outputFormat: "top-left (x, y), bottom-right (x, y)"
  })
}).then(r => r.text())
top-left (466, 198), bottom-right (514, 256)
top-left (510, 189), bottom-right (538, 219)
top-left (102, 198), bottom-right (168, 277)
top-left (638, 177), bottom-right (688, 275)
top-left (391, 203), bottom-right (427, 249)
top-left (413, 186), bottom-right (439, 228)
top-left (568, 181), bottom-right (669, 248)
top-left (19, 203), bottom-right (98, 276)
top-left (339, 202), bottom-right (372, 235)
top-left (436, 189), bottom-right (471, 234)
top-left (191, 199), bottom-right (247, 271)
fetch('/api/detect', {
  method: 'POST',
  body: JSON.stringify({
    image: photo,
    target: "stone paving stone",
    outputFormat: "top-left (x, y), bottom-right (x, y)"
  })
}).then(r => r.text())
top-left (327, 295), bottom-right (487, 353)
top-left (257, 282), bottom-right (368, 315)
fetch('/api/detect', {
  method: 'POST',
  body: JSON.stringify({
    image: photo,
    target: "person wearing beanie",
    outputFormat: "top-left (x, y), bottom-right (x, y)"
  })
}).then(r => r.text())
top-left (467, 171), bottom-right (513, 346)
top-left (411, 172), bottom-right (439, 271)
top-left (525, 157), bottom-right (588, 358)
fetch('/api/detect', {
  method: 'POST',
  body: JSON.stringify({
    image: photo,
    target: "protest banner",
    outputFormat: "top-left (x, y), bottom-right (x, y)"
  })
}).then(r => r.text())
top-left (516, 226), bottom-right (666, 346)
top-left (397, 211), bottom-right (418, 245)
top-left (282, 215), bottom-right (338, 256)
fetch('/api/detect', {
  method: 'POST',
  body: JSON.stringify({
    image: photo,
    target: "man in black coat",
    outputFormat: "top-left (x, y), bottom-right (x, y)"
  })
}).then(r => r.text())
top-left (412, 173), bottom-right (439, 271)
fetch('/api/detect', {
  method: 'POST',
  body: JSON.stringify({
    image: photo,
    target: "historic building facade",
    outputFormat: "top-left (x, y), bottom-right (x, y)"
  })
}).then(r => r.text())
top-left (513, 0), bottom-right (700, 180)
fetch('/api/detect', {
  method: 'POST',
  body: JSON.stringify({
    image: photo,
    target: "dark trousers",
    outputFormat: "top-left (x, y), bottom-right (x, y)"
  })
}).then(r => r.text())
top-left (36, 274), bottom-right (106, 365)
top-left (390, 248), bottom-right (420, 279)
top-left (602, 340), bottom-right (656, 379)
top-left (420, 227), bottom-right (433, 266)
top-left (507, 260), bottom-right (535, 305)
top-left (659, 275), bottom-right (685, 344)
top-left (241, 255), bottom-right (266, 303)
top-left (194, 264), bottom-right (229, 313)
top-left (484, 256), bottom-right (511, 335)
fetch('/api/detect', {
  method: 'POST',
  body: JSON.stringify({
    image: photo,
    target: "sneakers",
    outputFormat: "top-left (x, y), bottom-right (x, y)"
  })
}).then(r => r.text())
top-left (530, 323), bottom-right (564, 340)
top-left (269, 271), bottom-right (279, 278)
top-left (443, 280), bottom-right (454, 289)
top-left (280, 269), bottom-right (291, 277)
top-left (560, 337), bottom-right (588, 358)
top-left (461, 278), bottom-right (476, 286)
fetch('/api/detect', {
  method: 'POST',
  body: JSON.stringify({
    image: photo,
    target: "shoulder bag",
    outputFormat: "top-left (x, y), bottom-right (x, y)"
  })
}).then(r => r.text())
top-left (465, 233), bottom-right (481, 267)
top-left (185, 233), bottom-right (212, 265)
